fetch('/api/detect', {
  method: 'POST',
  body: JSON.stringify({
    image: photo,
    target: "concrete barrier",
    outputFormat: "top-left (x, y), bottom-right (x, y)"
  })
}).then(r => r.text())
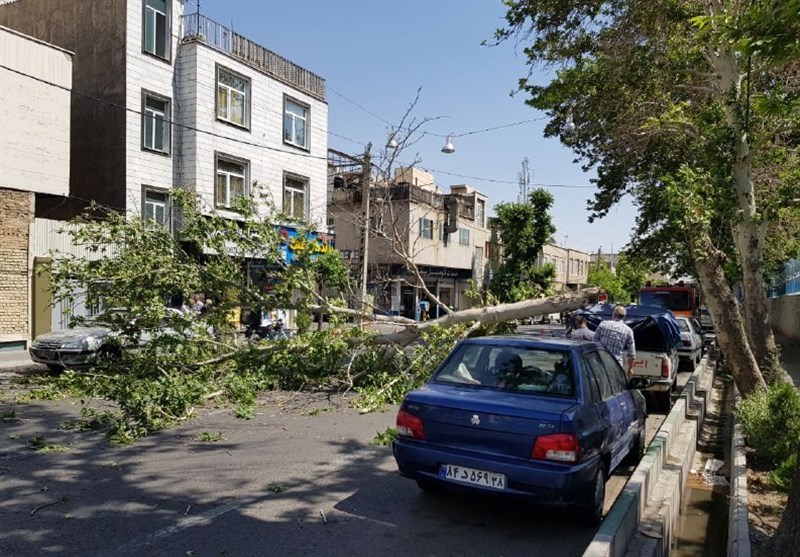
top-left (728, 389), bottom-right (752, 557)
top-left (582, 358), bottom-right (713, 557)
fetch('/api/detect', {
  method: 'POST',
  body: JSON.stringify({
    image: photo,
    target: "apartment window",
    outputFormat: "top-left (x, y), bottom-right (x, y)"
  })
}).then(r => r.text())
top-left (459, 228), bottom-right (470, 246)
top-left (215, 155), bottom-right (248, 208)
top-left (283, 174), bottom-right (308, 220)
top-left (439, 222), bottom-right (449, 243)
top-left (143, 0), bottom-right (169, 59)
top-left (142, 93), bottom-right (170, 154)
top-left (217, 66), bottom-right (250, 128)
top-left (143, 188), bottom-right (170, 230)
top-left (419, 218), bottom-right (433, 240)
top-left (284, 97), bottom-right (309, 149)
top-left (476, 199), bottom-right (485, 227)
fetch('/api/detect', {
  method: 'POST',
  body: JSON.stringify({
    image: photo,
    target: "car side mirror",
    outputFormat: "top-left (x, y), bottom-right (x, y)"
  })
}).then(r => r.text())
top-left (628, 377), bottom-right (651, 390)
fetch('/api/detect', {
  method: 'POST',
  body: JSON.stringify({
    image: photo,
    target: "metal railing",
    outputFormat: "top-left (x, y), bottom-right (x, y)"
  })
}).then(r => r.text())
top-left (181, 13), bottom-right (326, 101)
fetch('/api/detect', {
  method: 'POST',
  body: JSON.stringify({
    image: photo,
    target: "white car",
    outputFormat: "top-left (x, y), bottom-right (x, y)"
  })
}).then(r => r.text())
top-left (675, 317), bottom-right (704, 370)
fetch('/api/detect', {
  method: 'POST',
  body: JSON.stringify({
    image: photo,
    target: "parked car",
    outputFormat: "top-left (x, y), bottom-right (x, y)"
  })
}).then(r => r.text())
top-left (392, 336), bottom-right (649, 525)
top-left (699, 307), bottom-right (715, 332)
top-left (575, 304), bottom-right (681, 410)
top-left (29, 308), bottom-right (187, 371)
top-left (675, 316), bottom-right (704, 370)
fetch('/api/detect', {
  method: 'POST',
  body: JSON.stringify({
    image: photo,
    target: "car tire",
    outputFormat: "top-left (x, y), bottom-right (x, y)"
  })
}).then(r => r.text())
top-left (581, 462), bottom-right (607, 525)
top-left (623, 426), bottom-right (646, 467)
top-left (416, 479), bottom-right (444, 495)
top-left (46, 364), bottom-right (64, 373)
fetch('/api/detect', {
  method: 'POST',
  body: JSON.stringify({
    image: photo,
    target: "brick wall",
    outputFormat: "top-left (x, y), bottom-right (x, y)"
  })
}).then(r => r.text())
top-left (0, 188), bottom-right (32, 338)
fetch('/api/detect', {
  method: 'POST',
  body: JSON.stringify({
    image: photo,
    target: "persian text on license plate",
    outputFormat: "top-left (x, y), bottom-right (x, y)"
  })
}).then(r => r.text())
top-left (440, 464), bottom-right (505, 490)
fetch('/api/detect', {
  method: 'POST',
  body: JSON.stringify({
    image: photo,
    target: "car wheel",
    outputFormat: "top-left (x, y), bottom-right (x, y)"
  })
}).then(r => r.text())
top-left (623, 426), bottom-right (646, 467)
top-left (46, 364), bottom-right (64, 373)
top-left (416, 479), bottom-right (444, 495)
top-left (581, 462), bottom-right (607, 525)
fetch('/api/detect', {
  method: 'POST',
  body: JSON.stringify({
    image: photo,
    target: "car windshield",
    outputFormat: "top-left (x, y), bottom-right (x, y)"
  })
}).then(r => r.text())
top-left (639, 290), bottom-right (691, 311)
top-left (433, 343), bottom-right (575, 398)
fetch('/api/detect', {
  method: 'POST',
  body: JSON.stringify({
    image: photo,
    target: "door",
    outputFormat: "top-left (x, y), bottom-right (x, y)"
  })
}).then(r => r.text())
top-left (584, 351), bottom-right (626, 468)
top-left (598, 349), bottom-right (638, 465)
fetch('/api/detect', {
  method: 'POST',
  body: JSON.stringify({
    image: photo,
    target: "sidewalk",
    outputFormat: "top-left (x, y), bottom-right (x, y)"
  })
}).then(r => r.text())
top-left (0, 350), bottom-right (40, 371)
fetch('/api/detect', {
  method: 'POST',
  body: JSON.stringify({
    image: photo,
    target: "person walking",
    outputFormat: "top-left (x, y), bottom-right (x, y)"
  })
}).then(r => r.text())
top-left (594, 305), bottom-right (636, 377)
top-left (568, 316), bottom-right (595, 341)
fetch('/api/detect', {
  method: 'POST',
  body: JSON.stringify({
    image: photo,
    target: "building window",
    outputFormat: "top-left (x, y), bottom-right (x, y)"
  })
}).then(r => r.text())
top-left (217, 66), bottom-right (250, 128)
top-left (419, 218), bottom-right (433, 240)
top-left (439, 222), bottom-right (450, 243)
top-left (215, 155), bottom-right (248, 208)
top-left (459, 228), bottom-right (470, 246)
top-left (476, 199), bottom-right (485, 227)
top-left (142, 93), bottom-right (170, 154)
top-left (143, 187), bottom-right (170, 230)
top-left (284, 97), bottom-right (309, 149)
top-left (143, 0), bottom-right (169, 59)
top-left (283, 174), bottom-right (308, 220)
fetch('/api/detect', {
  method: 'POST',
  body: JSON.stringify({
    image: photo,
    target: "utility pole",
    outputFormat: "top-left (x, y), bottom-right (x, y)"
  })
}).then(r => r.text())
top-left (359, 143), bottom-right (372, 320)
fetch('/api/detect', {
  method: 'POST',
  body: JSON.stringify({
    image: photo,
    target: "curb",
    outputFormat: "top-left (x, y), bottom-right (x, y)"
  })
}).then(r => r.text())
top-left (728, 388), bottom-right (751, 557)
top-left (582, 358), bottom-right (712, 557)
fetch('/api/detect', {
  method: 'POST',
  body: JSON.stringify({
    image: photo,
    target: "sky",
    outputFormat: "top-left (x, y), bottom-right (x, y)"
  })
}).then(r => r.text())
top-left (197, 0), bottom-right (638, 255)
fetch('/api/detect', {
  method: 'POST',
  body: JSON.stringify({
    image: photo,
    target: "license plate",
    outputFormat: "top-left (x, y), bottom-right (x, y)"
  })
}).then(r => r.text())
top-left (439, 464), bottom-right (505, 490)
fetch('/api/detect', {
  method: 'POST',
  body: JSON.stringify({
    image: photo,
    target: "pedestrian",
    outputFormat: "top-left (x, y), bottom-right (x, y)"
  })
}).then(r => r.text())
top-left (192, 293), bottom-right (205, 313)
top-left (593, 305), bottom-right (636, 377)
top-left (568, 315), bottom-right (594, 341)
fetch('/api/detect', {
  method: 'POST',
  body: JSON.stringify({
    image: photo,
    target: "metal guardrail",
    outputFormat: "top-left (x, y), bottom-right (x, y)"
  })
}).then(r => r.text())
top-left (181, 13), bottom-right (326, 101)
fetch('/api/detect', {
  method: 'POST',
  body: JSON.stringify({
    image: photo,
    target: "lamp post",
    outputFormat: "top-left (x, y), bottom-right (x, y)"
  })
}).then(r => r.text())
top-left (359, 143), bottom-right (372, 322)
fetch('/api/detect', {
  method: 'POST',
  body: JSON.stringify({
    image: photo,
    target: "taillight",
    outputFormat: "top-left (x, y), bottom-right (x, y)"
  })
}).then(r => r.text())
top-left (396, 409), bottom-right (425, 440)
top-left (531, 433), bottom-right (579, 463)
top-left (682, 340), bottom-right (692, 347)
top-left (661, 355), bottom-right (671, 378)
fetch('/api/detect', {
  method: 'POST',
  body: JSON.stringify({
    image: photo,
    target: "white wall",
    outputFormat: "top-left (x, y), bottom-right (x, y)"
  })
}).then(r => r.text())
top-left (0, 25), bottom-right (71, 196)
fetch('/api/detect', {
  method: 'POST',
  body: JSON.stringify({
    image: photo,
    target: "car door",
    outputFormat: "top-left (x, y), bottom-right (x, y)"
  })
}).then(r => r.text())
top-left (598, 349), bottom-right (638, 467)
top-left (584, 351), bottom-right (627, 469)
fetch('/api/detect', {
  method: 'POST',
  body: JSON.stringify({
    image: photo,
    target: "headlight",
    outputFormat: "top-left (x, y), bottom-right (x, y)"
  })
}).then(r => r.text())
top-left (85, 336), bottom-right (101, 351)
top-left (60, 339), bottom-right (88, 350)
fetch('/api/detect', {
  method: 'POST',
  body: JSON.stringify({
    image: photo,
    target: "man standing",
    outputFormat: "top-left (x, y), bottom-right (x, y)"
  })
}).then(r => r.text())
top-left (594, 305), bottom-right (636, 377)
top-left (568, 316), bottom-right (595, 341)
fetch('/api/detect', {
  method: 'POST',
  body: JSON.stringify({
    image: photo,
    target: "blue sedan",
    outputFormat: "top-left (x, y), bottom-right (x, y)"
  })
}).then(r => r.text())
top-left (392, 336), bottom-right (648, 524)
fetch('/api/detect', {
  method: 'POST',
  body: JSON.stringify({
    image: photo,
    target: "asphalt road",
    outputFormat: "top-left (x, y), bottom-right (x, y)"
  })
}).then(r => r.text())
top-left (0, 330), bottom-right (689, 557)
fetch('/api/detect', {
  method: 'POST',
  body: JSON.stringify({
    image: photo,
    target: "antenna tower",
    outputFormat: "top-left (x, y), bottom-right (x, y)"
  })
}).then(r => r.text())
top-left (518, 157), bottom-right (532, 202)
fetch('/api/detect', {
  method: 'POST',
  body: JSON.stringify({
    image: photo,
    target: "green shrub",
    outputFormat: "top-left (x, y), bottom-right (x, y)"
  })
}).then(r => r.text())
top-left (737, 381), bottom-right (800, 466)
top-left (768, 452), bottom-right (797, 492)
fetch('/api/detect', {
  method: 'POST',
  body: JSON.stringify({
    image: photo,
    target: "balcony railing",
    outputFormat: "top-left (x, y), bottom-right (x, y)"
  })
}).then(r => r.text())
top-left (181, 13), bottom-right (326, 101)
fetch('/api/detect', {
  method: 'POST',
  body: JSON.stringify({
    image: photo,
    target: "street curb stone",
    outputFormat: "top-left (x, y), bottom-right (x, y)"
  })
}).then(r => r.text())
top-left (727, 388), bottom-right (751, 557)
top-left (582, 358), bottom-right (712, 557)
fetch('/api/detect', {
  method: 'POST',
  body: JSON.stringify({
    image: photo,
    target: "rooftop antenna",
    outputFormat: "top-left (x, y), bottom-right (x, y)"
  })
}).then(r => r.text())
top-left (518, 157), bottom-right (531, 203)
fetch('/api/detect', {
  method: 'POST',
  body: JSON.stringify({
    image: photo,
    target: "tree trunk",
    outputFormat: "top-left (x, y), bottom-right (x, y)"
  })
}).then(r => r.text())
top-left (767, 445), bottom-right (800, 553)
top-left (694, 243), bottom-right (766, 397)
top-left (734, 221), bottom-right (785, 381)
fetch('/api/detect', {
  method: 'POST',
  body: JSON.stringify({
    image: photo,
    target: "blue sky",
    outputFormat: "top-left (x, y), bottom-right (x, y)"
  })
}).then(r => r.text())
top-left (197, 0), bottom-right (637, 255)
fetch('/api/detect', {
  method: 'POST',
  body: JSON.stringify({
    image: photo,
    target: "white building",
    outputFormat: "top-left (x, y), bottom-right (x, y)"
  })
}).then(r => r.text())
top-left (0, 0), bottom-right (328, 229)
top-left (0, 25), bottom-right (71, 354)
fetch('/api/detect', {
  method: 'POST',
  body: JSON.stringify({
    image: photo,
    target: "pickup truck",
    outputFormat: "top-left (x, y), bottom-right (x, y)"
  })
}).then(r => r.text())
top-left (575, 304), bottom-right (682, 410)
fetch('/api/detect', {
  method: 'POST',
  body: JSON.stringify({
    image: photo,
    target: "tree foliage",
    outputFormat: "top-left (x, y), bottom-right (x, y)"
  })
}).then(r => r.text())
top-left (585, 261), bottom-right (625, 304)
top-left (489, 188), bottom-right (557, 302)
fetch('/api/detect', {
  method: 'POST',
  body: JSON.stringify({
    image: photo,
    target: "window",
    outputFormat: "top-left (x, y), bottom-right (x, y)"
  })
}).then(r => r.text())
top-left (476, 199), bottom-right (485, 227)
top-left (142, 93), bottom-right (170, 154)
top-left (284, 97), bottom-right (309, 149)
top-left (143, 0), bottom-right (169, 59)
top-left (585, 352), bottom-right (613, 400)
top-left (459, 228), bottom-right (470, 246)
top-left (215, 155), bottom-right (248, 208)
top-left (419, 218), bottom-right (433, 239)
top-left (283, 174), bottom-right (308, 219)
top-left (598, 351), bottom-right (628, 393)
top-left (143, 188), bottom-right (170, 229)
top-left (217, 66), bottom-right (249, 128)
top-left (439, 222), bottom-right (449, 243)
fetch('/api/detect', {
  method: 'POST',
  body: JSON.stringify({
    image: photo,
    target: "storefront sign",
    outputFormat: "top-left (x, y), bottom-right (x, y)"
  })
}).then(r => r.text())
top-left (389, 264), bottom-right (472, 280)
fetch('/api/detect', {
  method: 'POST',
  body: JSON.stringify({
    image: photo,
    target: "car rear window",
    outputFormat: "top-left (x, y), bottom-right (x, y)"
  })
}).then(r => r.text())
top-left (676, 319), bottom-right (690, 332)
top-left (433, 343), bottom-right (575, 397)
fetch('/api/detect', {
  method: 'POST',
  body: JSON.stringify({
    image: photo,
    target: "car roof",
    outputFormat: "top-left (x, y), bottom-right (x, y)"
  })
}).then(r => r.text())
top-left (461, 335), bottom-right (593, 351)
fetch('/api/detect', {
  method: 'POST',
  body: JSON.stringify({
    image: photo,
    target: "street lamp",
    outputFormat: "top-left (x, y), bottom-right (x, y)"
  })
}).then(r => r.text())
top-left (441, 134), bottom-right (455, 154)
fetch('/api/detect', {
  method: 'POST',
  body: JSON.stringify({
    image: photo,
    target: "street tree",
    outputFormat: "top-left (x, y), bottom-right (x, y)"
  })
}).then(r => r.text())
top-left (493, 0), bottom-right (800, 395)
top-left (585, 260), bottom-right (625, 304)
top-left (489, 189), bottom-right (557, 302)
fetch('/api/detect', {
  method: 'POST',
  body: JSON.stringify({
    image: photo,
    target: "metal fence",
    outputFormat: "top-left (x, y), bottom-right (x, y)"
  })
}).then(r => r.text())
top-left (771, 259), bottom-right (800, 298)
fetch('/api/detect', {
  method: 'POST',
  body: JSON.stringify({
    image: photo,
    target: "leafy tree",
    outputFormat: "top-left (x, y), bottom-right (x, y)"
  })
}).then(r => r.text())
top-left (489, 189), bottom-right (557, 302)
top-left (585, 261), bottom-right (625, 304)
top-left (492, 0), bottom-right (800, 395)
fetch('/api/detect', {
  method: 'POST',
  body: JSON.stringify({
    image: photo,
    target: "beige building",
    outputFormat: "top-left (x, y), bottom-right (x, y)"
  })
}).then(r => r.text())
top-left (0, 25), bottom-right (72, 354)
top-left (541, 244), bottom-right (590, 292)
top-left (328, 161), bottom-right (489, 319)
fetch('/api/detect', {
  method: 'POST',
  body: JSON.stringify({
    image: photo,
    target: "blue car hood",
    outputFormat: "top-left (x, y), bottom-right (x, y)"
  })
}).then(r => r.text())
top-left (575, 304), bottom-right (682, 348)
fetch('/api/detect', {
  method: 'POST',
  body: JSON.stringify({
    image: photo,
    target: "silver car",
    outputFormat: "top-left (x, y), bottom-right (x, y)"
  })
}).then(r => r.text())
top-left (29, 325), bottom-right (116, 371)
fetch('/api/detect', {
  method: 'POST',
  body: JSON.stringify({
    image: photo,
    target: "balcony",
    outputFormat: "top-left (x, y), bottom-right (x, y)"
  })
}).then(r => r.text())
top-left (181, 13), bottom-right (326, 101)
